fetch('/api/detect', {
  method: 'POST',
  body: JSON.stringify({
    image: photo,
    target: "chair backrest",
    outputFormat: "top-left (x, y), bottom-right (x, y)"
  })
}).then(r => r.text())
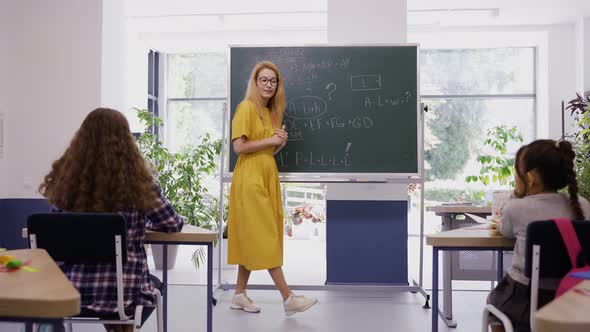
top-left (27, 213), bottom-right (127, 265)
top-left (524, 220), bottom-right (590, 278)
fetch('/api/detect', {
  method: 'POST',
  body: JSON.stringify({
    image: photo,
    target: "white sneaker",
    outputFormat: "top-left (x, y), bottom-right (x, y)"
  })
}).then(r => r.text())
top-left (230, 292), bottom-right (261, 313)
top-left (283, 293), bottom-right (318, 316)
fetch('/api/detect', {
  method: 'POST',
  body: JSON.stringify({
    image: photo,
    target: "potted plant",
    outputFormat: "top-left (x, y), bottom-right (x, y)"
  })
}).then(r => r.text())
top-left (289, 205), bottom-right (325, 240)
top-left (465, 125), bottom-right (523, 189)
top-left (465, 125), bottom-right (523, 218)
top-left (566, 94), bottom-right (590, 200)
top-left (135, 108), bottom-right (221, 270)
top-left (191, 193), bottom-right (235, 270)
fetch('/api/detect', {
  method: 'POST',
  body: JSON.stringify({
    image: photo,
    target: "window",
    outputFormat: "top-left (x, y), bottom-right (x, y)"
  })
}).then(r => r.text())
top-left (165, 53), bottom-right (227, 153)
top-left (163, 53), bottom-right (228, 201)
top-left (420, 48), bottom-right (536, 214)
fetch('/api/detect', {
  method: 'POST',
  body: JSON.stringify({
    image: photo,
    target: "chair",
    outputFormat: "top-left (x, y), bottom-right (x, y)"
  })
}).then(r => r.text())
top-left (482, 219), bottom-right (590, 332)
top-left (27, 213), bottom-right (163, 332)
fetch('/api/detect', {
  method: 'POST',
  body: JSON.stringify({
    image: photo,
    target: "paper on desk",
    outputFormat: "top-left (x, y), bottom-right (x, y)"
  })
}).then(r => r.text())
top-left (464, 213), bottom-right (490, 224)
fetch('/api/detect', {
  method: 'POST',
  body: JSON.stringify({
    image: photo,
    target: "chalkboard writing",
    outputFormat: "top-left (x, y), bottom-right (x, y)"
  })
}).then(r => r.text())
top-left (229, 46), bottom-right (419, 174)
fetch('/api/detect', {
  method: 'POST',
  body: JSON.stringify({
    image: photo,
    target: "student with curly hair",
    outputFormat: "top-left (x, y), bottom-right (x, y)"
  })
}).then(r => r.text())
top-left (39, 108), bottom-right (184, 332)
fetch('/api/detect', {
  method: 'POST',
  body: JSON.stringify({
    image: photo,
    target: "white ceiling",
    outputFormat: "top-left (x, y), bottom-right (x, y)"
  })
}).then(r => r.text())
top-left (125, 0), bottom-right (590, 28)
top-left (409, 0), bottom-right (590, 26)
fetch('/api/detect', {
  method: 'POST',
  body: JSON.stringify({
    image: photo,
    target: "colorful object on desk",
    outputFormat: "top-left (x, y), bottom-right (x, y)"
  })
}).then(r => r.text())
top-left (0, 254), bottom-right (39, 273)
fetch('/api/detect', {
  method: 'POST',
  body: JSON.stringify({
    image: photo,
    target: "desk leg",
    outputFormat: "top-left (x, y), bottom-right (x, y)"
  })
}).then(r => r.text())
top-left (442, 250), bottom-right (452, 320)
top-left (497, 250), bottom-right (503, 282)
top-left (207, 243), bottom-right (213, 332)
top-left (440, 215), bottom-right (457, 328)
top-left (163, 244), bottom-right (168, 332)
top-left (432, 247), bottom-right (439, 332)
top-left (441, 215), bottom-right (453, 322)
top-left (441, 250), bottom-right (457, 327)
top-left (25, 322), bottom-right (33, 332)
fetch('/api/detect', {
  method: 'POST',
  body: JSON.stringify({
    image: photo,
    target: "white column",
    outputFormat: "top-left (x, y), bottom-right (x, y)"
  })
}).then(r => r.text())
top-left (101, 0), bottom-right (127, 111)
top-left (582, 17), bottom-right (590, 95)
top-left (574, 17), bottom-right (590, 95)
top-left (547, 24), bottom-right (577, 139)
top-left (327, 0), bottom-right (407, 44)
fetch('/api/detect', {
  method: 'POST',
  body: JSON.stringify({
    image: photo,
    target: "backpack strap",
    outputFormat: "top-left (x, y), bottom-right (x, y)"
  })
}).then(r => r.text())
top-left (553, 218), bottom-right (583, 267)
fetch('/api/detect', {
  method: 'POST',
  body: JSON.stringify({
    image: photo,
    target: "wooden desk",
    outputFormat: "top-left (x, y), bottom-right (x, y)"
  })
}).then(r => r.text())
top-left (146, 224), bottom-right (217, 243)
top-left (426, 226), bottom-right (515, 248)
top-left (0, 249), bottom-right (80, 329)
top-left (535, 280), bottom-right (590, 332)
top-left (427, 205), bottom-right (492, 215)
top-left (426, 205), bottom-right (495, 327)
top-left (426, 225), bottom-right (515, 332)
top-left (145, 224), bottom-right (217, 332)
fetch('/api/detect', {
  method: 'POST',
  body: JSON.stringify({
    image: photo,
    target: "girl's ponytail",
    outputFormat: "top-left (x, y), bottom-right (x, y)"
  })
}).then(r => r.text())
top-left (559, 140), bottom-right (584, 220)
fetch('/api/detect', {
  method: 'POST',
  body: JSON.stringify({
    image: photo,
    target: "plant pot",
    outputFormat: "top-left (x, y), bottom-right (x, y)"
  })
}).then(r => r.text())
top-left (151, 244), bottom-right (179, 270)
top-left (212, 239), bottom-right (235, 270)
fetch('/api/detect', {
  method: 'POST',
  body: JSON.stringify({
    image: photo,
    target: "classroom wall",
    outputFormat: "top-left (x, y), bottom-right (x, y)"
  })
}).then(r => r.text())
top-left (0, 0), bottom-right (103, 199)
top-left (0, 1), bottom-right (12, 199)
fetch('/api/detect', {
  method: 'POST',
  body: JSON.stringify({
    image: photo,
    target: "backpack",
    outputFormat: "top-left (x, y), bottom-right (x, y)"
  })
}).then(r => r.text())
top-left (554, 218), bottom-right (590, 297)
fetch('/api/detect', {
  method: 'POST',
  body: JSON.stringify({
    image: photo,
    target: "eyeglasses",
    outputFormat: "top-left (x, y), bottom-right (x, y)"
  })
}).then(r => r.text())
top-left (257, 77), bottom-right (278, 87)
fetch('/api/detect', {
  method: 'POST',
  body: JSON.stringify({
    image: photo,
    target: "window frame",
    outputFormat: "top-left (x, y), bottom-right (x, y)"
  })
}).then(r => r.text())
top-left (420, 46), bottom-right (537, 138)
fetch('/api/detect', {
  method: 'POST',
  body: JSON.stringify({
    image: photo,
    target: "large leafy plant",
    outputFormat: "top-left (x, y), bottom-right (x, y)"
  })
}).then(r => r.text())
top-left (566, 94), bottom-right (590, 200)
top-left (465, 125), bottom-right (523, 188)
top-left (135, 108), bottom-right (222, 228)
top-left (190, 193), bottom-right (229, 269)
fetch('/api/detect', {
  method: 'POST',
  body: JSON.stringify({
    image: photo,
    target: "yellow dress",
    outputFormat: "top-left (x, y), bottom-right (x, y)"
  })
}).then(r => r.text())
top-left (227, 100), bottom-right (284, 271)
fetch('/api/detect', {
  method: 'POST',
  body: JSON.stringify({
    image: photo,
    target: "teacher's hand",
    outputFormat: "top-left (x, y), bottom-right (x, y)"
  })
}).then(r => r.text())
top-left (274, 128), bottom-right (288, 142)
top-left (268, 134), bottom-right (285, 146)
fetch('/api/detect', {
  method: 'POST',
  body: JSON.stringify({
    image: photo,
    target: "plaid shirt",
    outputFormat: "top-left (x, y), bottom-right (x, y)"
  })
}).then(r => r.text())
top-left (54, 191), bottom-right (183, 314)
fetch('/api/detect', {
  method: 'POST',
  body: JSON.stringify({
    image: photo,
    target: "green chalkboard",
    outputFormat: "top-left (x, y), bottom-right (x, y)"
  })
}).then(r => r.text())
top-left (229, 46), bottom-right (419, 175)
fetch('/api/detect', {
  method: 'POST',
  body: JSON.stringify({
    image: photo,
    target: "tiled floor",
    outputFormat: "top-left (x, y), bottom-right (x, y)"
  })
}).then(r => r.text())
top-left (0, 287), bottom-right (490, 332)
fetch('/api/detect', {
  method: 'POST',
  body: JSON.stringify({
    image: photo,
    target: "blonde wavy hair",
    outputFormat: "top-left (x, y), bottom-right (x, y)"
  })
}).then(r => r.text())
top-left (243, 61), bottom-right (286, 128)
top-left (39, 108), bottom-right (158, 212)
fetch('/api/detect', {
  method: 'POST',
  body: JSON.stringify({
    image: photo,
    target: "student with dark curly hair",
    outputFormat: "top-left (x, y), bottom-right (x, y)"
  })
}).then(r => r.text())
top-left (39, 108), bottom-right (184, 332)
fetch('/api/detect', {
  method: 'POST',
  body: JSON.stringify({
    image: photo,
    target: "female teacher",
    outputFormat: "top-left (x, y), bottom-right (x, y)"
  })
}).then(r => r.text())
top-left (227, 61), bottom-right (318, 316)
